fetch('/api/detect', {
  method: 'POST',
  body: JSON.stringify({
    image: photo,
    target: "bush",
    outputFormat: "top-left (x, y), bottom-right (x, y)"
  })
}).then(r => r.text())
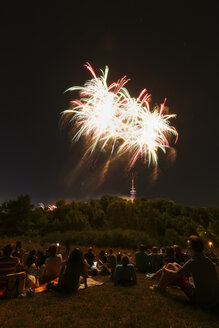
top-left (39, 229), bottom-right (157, 249)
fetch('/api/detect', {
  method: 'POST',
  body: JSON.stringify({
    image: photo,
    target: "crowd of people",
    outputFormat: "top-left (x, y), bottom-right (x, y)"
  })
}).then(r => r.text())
top-left (0, 235), bottom-right (218, 308)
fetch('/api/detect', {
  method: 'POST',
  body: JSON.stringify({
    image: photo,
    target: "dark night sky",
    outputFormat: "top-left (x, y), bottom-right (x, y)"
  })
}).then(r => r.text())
top-left (0, 4), bottom-right (218, 207)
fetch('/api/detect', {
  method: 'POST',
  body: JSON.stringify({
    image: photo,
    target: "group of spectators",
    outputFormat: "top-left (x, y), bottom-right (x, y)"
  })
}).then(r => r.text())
top-left (143, 237), bottom-right (219, 308)
top-left (0, 235), bottom-right (218, 307)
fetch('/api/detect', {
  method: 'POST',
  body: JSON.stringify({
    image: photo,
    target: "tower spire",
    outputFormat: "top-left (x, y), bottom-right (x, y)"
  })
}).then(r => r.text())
top-left (130, 173), bottom-right (136, 201)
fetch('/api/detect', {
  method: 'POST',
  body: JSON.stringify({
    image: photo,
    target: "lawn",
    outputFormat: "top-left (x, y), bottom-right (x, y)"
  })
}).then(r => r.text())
top-left (0, 239), bottom-right (218, 328)
top-left (0, 272), bottom-right (218, 328)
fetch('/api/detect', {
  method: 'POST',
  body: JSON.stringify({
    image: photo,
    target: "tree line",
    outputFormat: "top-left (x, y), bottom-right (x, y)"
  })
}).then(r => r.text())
top-left (0, 194), bottom-right (218, 249)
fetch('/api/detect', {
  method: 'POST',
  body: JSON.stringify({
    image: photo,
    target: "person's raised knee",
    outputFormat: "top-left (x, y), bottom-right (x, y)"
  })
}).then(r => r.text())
top-left (166, 263), bottom-right (173, 269)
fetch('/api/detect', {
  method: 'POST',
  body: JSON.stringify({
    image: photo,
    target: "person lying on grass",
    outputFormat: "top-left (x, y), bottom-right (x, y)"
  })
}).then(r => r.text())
top-left (47, 248), bottom-right (88, 293)
top-left (113, 255), bottom-right (137, 286)
top-left (149, 235), bottom-right (219, 307)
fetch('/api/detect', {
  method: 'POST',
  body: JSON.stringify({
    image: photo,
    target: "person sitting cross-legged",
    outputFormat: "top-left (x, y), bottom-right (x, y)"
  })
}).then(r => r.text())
top-left (107, 249), bottom-right (117, 279)
top-left (41, 245), bottom-right (62, 283)
top-left (173, 244), bottom-right (189, 265)
top-left (0, 244), bottom-right (20, 291)
top-left (47, 248), bottom-right (88, 293)
top-left (12, 241), bottom-right (25, 264)
top-left (149, 246), bottom-right (163, 273)
top-left (113, 255), bottom-right (137, 286)
top-left (84, 247), bottom-right (95, 267)
top-left (149, 235), bottom-right (219, 307)
top-left (135, 244), bottom-right (150, 273)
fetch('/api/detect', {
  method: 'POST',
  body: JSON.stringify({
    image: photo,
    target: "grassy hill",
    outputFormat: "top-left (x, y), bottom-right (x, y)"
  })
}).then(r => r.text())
top-left (0, 272), bottom-right (218, 328)
top-left (0, 239), bottom-right (218, 328)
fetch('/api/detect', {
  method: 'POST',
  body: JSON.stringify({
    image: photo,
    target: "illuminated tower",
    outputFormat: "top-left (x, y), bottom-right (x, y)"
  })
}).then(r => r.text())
top-left (130, 173), bottom-right (136, 201)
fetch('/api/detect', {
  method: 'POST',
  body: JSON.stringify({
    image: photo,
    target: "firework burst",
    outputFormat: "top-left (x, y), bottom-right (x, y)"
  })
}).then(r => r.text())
top-left (62, 63), bottom-right (178, 170)
top-left (63, 63), bottom-right (129, 153)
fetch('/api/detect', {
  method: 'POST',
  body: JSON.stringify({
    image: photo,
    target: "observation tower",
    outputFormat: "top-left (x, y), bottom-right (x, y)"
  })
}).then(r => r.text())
top-left (130, 173), bottom-right (136, 201)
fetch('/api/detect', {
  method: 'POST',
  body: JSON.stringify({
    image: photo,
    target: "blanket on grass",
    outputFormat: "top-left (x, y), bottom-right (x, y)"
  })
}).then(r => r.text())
top-left (35, 277), bottom-right (103, 293)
